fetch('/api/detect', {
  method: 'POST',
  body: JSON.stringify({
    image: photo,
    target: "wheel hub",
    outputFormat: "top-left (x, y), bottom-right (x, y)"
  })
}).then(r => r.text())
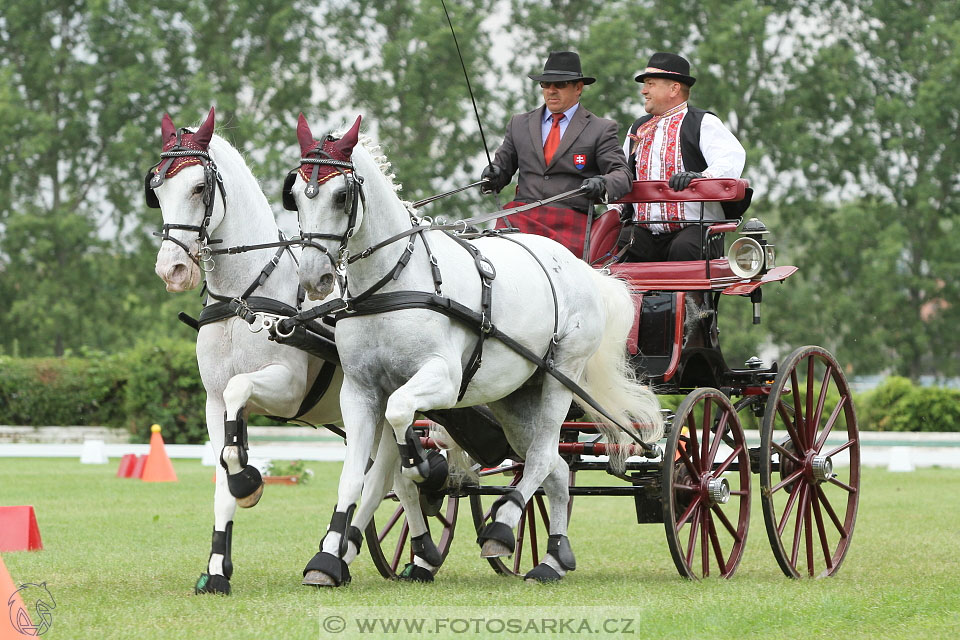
top-left (810, 455), bottom-right (834, 483)
top-left (707, 477), bottom-right (730, 505)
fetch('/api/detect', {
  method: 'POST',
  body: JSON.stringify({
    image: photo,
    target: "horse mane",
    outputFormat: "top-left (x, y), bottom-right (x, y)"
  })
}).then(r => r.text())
top-left (334, 124), bottom-right (415, 210)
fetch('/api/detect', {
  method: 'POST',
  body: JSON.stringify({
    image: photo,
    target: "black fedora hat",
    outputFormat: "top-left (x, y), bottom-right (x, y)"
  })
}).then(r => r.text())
top-left (634, 52), bottom-right (696, 86)
top-left (529, 51), bottom-right (596, 85)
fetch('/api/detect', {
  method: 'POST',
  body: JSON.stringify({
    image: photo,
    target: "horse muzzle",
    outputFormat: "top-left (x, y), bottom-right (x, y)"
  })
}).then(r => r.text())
top-left (299, 251), bottom-right (337, 300)
top-left (156, 244), bottom-right (201, 292)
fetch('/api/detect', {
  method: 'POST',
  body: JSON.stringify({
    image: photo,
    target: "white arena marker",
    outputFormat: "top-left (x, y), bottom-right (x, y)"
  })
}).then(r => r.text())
top-left (79, 439), bottom-right (108, 464)
top-left (887, 446), bottom-right (915, 472)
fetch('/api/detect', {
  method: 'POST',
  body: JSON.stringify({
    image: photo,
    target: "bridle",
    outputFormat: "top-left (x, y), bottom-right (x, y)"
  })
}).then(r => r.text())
top-left (282, 133), bottom-right (364, 272)
top-left (145, 127), bottom-right (226, 272)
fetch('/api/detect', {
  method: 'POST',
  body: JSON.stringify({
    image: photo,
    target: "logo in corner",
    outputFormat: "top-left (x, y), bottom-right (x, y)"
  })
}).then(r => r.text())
top-left (8, 582), bottom-right (56, 636)
top-left (573, 154), bottom-right (587, 170)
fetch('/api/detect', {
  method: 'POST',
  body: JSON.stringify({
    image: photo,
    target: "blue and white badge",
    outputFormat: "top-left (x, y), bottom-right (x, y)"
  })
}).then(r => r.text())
top-left (573, 154), bottom-right (587, 170)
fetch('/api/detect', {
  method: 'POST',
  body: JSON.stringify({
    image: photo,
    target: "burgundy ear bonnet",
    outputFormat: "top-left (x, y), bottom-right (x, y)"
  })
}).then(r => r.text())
top-left (144, 108), bottom-right (216, 208)
top-left (282, 115), bottom-right (361, 211)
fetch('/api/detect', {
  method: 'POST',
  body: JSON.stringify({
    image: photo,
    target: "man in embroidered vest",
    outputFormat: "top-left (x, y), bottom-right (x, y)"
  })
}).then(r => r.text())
top-left (611, 52), bottom-right (746, 261)
top-left (479, 51), bottom-right (632, 257)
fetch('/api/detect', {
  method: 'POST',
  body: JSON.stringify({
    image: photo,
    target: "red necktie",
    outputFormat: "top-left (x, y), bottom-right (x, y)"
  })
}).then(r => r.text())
top-left (543, 113), bottom-right (563, 165)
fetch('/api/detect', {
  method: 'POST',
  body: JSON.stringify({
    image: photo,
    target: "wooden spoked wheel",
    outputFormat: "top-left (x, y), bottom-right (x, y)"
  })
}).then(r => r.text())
top-left (469, 462), bottom-right (575, 577)
top-left (365, 488), bottom-right (458, 579)
top-left (662, 388), bottom-right (751, 579)
top-left (760, 345), bottom-right (860, 578)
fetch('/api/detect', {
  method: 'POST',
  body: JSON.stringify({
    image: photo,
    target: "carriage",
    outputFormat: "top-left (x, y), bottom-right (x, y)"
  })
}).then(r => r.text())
top-left (148, 110), bottom-right (859, 591)
top-left (355, 178), bottom-right (861, 582)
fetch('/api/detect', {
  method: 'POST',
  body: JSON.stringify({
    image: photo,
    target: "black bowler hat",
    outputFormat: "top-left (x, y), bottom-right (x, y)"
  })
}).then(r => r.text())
top-left (529, 51), bottom-right (596, 85)
top-left (634, 52), bottom-right (696, 86)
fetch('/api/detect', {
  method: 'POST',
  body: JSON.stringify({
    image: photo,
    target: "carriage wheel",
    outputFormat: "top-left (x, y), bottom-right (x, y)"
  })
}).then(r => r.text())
top-left (365, 490), bottom-right (458, 579)
top-left (469, 462), bottom-right (575, 577)
top-left (662, 388), bottom-right (751, 580)
top-left (759, 346), bottom-right (860, 578)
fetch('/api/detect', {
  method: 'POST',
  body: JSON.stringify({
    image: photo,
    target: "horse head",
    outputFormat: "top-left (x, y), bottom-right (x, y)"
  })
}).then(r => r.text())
top-left (148, 107), bottom-right (224, 292)
top-left (284, 113), bottom-right (363, 300)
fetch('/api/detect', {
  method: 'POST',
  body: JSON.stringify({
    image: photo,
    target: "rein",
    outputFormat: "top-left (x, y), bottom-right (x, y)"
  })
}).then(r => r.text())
top-left (277, 146), bottom-right (656, 456)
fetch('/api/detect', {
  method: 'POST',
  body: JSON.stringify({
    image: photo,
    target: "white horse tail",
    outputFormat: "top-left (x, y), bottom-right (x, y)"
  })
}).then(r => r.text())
top-left (578, 269), bottom-right (664, 473)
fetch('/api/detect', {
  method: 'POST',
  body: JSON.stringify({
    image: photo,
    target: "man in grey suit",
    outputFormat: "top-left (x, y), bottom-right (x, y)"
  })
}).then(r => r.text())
top-left (480, 51), bottom-right (632, 257)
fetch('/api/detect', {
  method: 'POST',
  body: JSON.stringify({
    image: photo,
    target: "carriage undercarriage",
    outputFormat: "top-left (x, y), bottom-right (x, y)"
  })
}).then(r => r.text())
top-left (280, 255), bottom-right (861, 582)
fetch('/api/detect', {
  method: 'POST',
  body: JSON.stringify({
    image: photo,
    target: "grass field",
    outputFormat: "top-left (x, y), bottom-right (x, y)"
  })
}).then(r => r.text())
top-left (2, 458), bottom-right (959, 639)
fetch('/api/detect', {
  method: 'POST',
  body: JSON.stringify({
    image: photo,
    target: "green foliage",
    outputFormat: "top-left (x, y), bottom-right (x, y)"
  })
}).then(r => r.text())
top-left (265, 459), bottom-right (314, 484)
top-left (859, 376), bottom-right (960, 432)
top-left (0, 352), bottom-right (128, 427)
top-left (121, 338), bottom-right (206, 444)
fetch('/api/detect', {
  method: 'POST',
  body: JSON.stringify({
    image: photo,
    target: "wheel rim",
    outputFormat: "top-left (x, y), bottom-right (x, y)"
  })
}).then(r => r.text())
top-left (760, 346), bottom-right (860, 578)
top-left (365, 491), bottom-right (458, 579)
top-left (663, 388), bottom-right (751, 580)
top-left (469, 463), bottom-right (574, 577)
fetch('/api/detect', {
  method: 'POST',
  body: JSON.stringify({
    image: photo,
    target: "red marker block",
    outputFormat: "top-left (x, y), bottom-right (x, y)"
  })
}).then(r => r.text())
top-left (0, 506), bottom-right (43, 552)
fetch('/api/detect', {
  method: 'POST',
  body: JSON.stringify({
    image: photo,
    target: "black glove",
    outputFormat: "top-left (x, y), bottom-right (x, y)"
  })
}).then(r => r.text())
top-left (669, 171), bottom-right (703, 191)
top-left (480, 164), bottom-right (501, 194)
top-left (580, 176), bottom-right (606, 201)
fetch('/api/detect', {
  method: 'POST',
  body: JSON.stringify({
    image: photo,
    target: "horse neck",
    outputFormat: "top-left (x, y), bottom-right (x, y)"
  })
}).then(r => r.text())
top-left (344, 149), bottom-right (426, 294)
top-left (203, 141), bottom-right (294, 301)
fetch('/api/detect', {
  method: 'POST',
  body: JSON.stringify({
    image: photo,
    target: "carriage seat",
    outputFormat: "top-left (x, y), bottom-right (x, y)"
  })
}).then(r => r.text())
top-left (588, 178), bottom-right (750, 264)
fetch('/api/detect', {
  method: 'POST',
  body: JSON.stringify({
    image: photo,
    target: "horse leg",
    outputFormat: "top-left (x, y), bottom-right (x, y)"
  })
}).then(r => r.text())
top-left (219, 364), bottom-right (307, 508)
top-left (302, 377), bottom-right (380, 587)
top-left (196, 398), bottom-right (238, 595)
top-left (524, 457), bottom-right (576, 583)
top-left (339, 424), bottom-right (441, 583)
top-left (479, 379), bottom-right (576, 580)
top-left (383, 358), bottom-right (458, 485)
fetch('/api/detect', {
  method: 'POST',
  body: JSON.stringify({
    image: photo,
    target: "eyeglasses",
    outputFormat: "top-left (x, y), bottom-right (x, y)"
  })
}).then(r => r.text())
top-left (539, 81), bottom-right (575, 89)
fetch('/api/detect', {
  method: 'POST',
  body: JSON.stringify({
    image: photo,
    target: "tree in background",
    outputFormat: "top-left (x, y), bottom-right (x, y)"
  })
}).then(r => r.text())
top-left (322, 0), bottom-right (498, 218)
top-left (2, 0), bottom-right (959, 381)
top-left (0, 0), bottom-right (337, 356)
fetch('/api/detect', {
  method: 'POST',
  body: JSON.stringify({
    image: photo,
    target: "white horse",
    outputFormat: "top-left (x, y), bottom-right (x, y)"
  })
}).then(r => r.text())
top-left (288, 114), bottom-right (664, 584)
top-left (148, 108), bottom-right (433, 593)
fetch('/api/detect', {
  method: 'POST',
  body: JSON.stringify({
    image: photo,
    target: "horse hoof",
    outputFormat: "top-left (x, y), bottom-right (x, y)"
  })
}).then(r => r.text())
top-left (195, 573), bottom-right (231, 595)
top-left (302, 570), bottom-right (339, 587)
top-left (235, 482), bottom-right (264, 508)
top-left (480, 539), bottom-right (512, 558)
top-left (524, 563), bottom-right (563, 584)
top-left (398, 563), bottom-right (435, 583)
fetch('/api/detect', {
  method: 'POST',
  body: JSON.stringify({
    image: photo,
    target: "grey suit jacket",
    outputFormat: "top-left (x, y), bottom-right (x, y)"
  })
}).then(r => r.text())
top-left (487, 104), bottom-right (632, 214)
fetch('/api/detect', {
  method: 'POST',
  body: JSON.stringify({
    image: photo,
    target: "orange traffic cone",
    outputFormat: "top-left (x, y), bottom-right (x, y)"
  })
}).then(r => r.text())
top-left (141, 424), bottom-right (177, 483)
top-left (1, 553), bottom-right (28, 639)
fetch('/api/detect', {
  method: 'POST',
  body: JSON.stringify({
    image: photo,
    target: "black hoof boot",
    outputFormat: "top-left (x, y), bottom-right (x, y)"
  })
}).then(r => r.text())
top-left (398, 563), bottom-right (435, 582)
top-left (302, 552), bottom-right (351, 587)
top-left (195, 573), bottom-right (231, 594)
top-left (524, 563), bottom-right (563, 583)
top-left (227, 465), bottom-right (264, 508)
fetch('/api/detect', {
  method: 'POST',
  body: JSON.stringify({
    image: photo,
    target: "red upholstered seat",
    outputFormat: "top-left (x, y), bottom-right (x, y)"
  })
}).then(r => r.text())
top-left (587, 209), bottom-right (623, 264)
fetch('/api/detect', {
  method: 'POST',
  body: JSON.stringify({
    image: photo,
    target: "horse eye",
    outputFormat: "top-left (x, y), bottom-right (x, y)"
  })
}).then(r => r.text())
top-left (193, 184), bottom-right (204, 195)
top-left (334, 190), bottom-right (347, 204)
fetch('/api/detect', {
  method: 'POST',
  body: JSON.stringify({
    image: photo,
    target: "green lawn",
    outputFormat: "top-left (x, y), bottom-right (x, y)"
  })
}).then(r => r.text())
top-left (1, 459), bottom-right (958, 639)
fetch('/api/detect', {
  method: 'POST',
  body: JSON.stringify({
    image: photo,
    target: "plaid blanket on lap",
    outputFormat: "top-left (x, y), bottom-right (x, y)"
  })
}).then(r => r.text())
top-left (495, 201), bottom-right (587, 256)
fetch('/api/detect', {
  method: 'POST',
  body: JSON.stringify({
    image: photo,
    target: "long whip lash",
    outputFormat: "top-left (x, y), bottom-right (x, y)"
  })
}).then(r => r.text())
top-left (440, 0), bottom-right (493, 166)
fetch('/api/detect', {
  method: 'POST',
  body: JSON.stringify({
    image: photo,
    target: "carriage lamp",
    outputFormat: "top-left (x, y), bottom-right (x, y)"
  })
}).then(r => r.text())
top-left (728, 218), bottom-right (774, 279)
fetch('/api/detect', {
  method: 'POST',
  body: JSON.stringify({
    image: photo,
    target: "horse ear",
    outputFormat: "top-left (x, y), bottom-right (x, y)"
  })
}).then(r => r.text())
top-left (297, 113), bottom-right (315, 155)
top-left (161, 113), bottom-right (176, 144)
top-left (192, 107), bottom-right (215, 149)
top-left (335, 115), bottom-right (362, 157)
